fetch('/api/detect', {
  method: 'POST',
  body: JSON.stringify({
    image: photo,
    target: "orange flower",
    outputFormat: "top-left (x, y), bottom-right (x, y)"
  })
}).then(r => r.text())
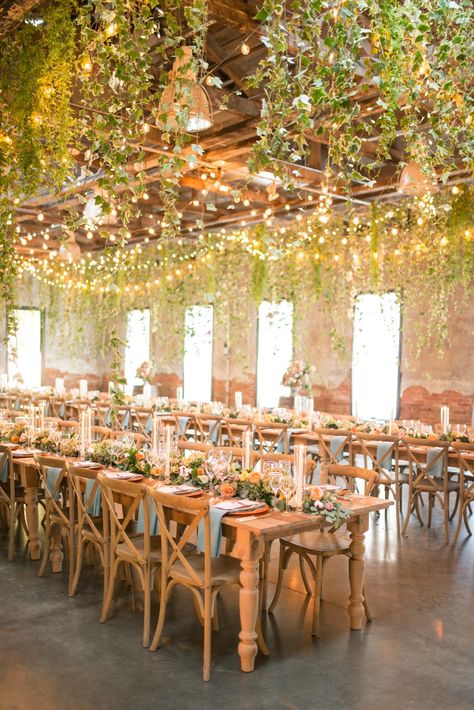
top-left (11, 435), bottom-right (19, 443)
top-left (197, 467), bottom-right (204, 475)
top-left (136, 452), bottom-right (144, 461)
top-left (249, 472), bottom-right (261, 485)
top-left (220, 483), bottom-right (236, 498)
top-left (310, 486), bottom-right (324, 501)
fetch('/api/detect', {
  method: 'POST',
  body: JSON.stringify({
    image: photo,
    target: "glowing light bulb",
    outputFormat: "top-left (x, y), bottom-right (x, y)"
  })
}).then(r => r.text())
top-left (240, 42), bottom-right (250, 56)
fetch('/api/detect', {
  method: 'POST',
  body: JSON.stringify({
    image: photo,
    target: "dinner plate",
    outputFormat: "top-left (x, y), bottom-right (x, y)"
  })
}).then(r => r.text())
top-left (226, 503), bottom-right (269, 517)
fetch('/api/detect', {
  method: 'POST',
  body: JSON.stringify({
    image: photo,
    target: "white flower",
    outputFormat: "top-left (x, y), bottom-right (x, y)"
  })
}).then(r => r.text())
top-left (197, 474), bottom-right (209, 484)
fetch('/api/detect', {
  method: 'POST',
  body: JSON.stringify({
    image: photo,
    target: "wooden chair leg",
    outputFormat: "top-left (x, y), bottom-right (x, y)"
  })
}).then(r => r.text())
top-left (100, 558), bottom-right (119, 623)
top-left (143, 569), bottom-right (151, 648)
top-left (69, 534), bottom-right (85, 597)
top-left (299, 555), bottom-right (313, 597)
top-left (414, 492), bottom-right (424, 526)
top-left (268, 543), bottom-right (287, 613)
top-left (255, 611), bottom-right (270, 656)
top-left (311, 555), bottom-right (323, 638)
top-left (452, 499), bottom-right (468, 545)
top-left (427, 493), bottom-right (433, 528)
top-left (260, 541), bottom-right (272, 611)
top-left (449, 492), bottom-right (460, 521)
top-left (38, 517), bottom-right (52, 576)
top-left (444, 491), bottom-right (450, 545)
top-left (362, 585), bottom-right (371, 622)
top-left (464, 504), bottom-right (473, 536)
top-left (7, 502), bottom-right (16, 561)
top-left (203, 587), bottom-right (212, 682)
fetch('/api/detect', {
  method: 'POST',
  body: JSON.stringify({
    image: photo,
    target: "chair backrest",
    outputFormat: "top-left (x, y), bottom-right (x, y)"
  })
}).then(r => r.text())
top-left (49, 397), bottom-right (67, 419)
top-left (66, 462), bottom-right (103, 544)
top-left (323, 464), bottom-right (379, 495)
top-left (147, 487), bottom-right (211, 587)
top-left (58, 420), bottom-right (112, 441)
top-left (220, 418), bottom-right (254, 447)
top-left (178, 440), bottom-right (212, 455)
top-left (399, 436), bottom-right (449, 487)
top-left (130, 407), bottom-right (153, 439)
top-left (33, 453), bottom-right (70, 526)
top-left (355, 433), bottom-right (399, 482)
top-left (254, 422), bottom-right (289, 453)
top-left (450, 442), bottom-right (474, 498)
top-left (314, 428), bottom-right (353, 466)
top-left (98, 474), bottom-right (148, 564)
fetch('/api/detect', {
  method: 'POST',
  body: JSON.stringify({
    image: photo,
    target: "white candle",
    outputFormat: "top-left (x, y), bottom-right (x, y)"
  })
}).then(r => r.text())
top-left (1, 373), bottom-right (8, 390)
top-left (39, 401), bottom-right (46, 430)
top-left (29, 404), bottom-right (36, 430)
top-left (307, 398), bottom-right (314, 417)
top-left (55, 377), bottom-right (65, 396)
top-left (294, 444), bottom-right (307, 511)
top-left (235, 391), bottom-right (243, 411)
top-left (445, 406), bottom-right (450, 433)
top-left (79, 379), bottom-right (88, 398)
top-left (143, 383), bottom-right (152, 406)
top-left (242, 428), bottom-right (253, 470)
top-left (176, 386), bottom-right (183, 402)
top-left (108, 381), bottom-right (114, 394)
top-left (151, 416), bottom-right (162, 455)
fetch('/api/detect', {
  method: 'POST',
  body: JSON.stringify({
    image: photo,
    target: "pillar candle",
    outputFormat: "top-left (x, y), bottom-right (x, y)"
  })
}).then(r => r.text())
top-left (294, 444), bottom-right (307, 511)
top-left (29, 404), bottom-right (36, 430)
top-left (55, 378), bottom-right (65, 396)
top-left (235, 391), bottom-right (243, 411)
top-left (1, 373), bottom-right (9, 390)
top-left (143, 383), bottom-right (152, 406)
top-left (79, 379), bottom-right (88, 398)
top-left (242, 428), bottom-right (253, 470)
top-left (39, 401), bottom-right (46, 430)
top-left (151, 416), bottom-right (162, 456)
top-left (176, 386), bottom-right (183, 402)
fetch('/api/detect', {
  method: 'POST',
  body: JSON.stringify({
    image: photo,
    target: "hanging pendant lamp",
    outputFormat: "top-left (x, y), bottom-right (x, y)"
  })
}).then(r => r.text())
top-left (398, 162), bottom-right (438, 196)
top-left (157, 46), bottom-right (212, 132)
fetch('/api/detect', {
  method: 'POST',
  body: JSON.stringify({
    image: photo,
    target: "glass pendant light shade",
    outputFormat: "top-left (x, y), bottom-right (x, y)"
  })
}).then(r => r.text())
top-left (157, 46), bottom-right (212, 132)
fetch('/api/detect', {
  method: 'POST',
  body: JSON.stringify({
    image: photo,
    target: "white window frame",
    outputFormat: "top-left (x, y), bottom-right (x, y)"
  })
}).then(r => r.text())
top-left (183, 305), bottom-right (214, 402)
top-left (124, 308), bottom-right (151, 390)
top-left (256, 300), bottom-right (293, 408)
top-left (7, 307), bottom-right (43, 388)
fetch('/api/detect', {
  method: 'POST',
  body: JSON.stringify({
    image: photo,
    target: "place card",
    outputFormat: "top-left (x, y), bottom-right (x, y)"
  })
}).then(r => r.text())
top-left (158, 484), bottom-right (199, 495)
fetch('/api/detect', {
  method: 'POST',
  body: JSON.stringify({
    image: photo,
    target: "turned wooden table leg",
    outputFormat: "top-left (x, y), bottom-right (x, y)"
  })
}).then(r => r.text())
top-left (24, 487), bottom-right (40, 561)
top-left (347, 513), bottom-right (369, 630)
top-left (50, 522), bottom-right (64, 573)
top-left (237, 530), bottom-right (262, 672)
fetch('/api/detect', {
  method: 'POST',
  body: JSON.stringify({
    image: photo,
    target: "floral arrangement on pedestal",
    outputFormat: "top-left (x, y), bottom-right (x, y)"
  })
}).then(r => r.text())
top-left (282, 360), bottom-right (314, 395)
top-left (136, 361), bottom-right (154, 385)
top-left (303, 486), bottom-right (351, 528)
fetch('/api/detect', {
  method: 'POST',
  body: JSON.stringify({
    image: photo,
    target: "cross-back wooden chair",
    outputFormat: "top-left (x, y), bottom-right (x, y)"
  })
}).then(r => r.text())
top-left (0, 444), bottom-right (29, 560)
top-left (178, 440), bottom-right (213, 456)
top-left (33, 453), bottom-right (75, 594)
top-left (66, 462), bottom-right (105, 598)
top-left (98, 474), bottom-right (161, 647)
top-left (49, 397), bottom-right (67, 419)
top-left (314, 428), bottom-right (354, 467)
top-left (450, 442), bottom-right (474, 545)
top-left (220, 417), bottom-right (253, 448)
top-left (192, 414), bottom-right (222, 445)
top-left (147, 488), bottom-right (242, 681)
top-left (92, 402), bottom-right (112, 428)
top-left (269, 464), bottom-right (378, 638)
top-left (254, 421), bottom-right (290, 454)
top-left (355, 432), bottom-right (401, 530)
top-left (58, 420), bottom-right (113, 441)
top-left (399, 437), bottom-right (456, 543)
top-left (130, 407), bottom-right (153, 441)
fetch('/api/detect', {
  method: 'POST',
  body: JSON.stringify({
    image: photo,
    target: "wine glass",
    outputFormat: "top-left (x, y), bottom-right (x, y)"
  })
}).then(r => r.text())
top-left (279, 474), bottom-right (295, 514)
top-left (268, 470), bottom-right (282, 510)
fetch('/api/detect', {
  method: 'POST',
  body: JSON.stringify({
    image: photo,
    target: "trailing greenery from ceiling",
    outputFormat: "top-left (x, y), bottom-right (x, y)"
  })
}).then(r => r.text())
top-left (16, 186), bottom-right (474, 360)
top-left (249, 0), bottom-right (474, 188)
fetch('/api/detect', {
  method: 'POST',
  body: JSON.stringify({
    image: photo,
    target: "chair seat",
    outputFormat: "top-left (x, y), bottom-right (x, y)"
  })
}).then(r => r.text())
top-left (281, 531), bottom-right (351, 555)
top-left (116, 536), bottom-right (195, 564)
top-left (414, 480), bottom-right (459, 493)
top-left (170, 552), bottom-right (241, 587)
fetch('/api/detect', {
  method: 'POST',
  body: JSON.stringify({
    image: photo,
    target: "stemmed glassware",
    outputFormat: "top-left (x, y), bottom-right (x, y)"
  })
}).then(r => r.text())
top-left (207, 448), bottom-right (232, 491)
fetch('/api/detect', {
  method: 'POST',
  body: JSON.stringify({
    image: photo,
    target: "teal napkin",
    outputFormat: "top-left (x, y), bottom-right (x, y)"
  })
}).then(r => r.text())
top-left (208, 420), bottom-right (219, 444)
top-left (136, 497), bottom-right (159, 535)
top-left (85, 479), bottom-right (101, 516)
top-left (376, 441), bottom-right (393, 473)
top-left (426, 447), bottom-right (444, 479)
top-left (330, 435), bottom-right (346, 462)
top-left (197, 507), bottom-right (227, 557)
top-left (178, 417), bottom-right (189, 436)
top-left (144, 414), bottom-right (153, 434)
top-left (45, 466), bottom-right (63, 500)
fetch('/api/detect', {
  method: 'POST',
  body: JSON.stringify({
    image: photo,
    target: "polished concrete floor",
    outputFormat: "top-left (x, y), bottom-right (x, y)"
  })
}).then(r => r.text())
top-left (1, 502), bottom-right (473, 710)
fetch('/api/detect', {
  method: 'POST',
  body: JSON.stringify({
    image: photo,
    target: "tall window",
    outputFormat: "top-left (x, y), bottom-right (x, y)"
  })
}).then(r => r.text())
top-left (257, 300), bottom-right (293, 408)
top-left (352, 293), bottom-right (401, 420)
top-left (183, 305), bottom-right (214, 402)
top-left (8, 308), bottom-right (43, 388)
top-left (124, 309), bottom-right (151, 388)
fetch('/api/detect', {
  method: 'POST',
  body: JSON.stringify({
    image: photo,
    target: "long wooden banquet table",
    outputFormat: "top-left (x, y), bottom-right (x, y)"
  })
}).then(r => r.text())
top-left (12, 454), bottom-right (390, 673)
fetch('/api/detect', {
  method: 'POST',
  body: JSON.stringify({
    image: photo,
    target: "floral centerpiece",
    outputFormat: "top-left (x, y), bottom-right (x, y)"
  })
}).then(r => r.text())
top-left (303, 486), bottom-right (350, 528)
top-left (172, 452), bottom-right (210, 489)
top-left (136, 361), bottom-right (153, 384)
top-left (282, 360), bottom-right (314, 395)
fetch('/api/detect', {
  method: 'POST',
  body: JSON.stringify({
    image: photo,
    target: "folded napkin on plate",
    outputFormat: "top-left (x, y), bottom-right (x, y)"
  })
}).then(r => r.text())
top-left (158, 484), bottom-right (199, 495)
top-left (214, 498), bottom-right (262, 511)
top-left (104, 471), bottom-right (140, 480)
top-left (73, 460), bottom-right (101, 468)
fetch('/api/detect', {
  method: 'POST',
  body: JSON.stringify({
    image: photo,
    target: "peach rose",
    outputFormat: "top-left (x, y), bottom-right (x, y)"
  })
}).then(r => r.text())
top-left (136, 452), bottom-right (144, 461)
top-left (249, 472), bottom-right (261, 485)
top-left (220, 483), bottom-right (236, 499)
top-left (310, 486), bottom-right (324, 501)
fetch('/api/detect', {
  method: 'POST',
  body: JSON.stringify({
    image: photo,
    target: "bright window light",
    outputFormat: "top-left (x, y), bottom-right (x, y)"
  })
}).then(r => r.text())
top-left (257, 300), bottom-right (293, 408)
top-left (352, 293), bottom-right (401, 420)
top-left (124, 309), bottom-right (150, 388)
top-left (8, 309), bottom-right (42, 388)
top-left (183, 305), bottom-right (213, 402)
